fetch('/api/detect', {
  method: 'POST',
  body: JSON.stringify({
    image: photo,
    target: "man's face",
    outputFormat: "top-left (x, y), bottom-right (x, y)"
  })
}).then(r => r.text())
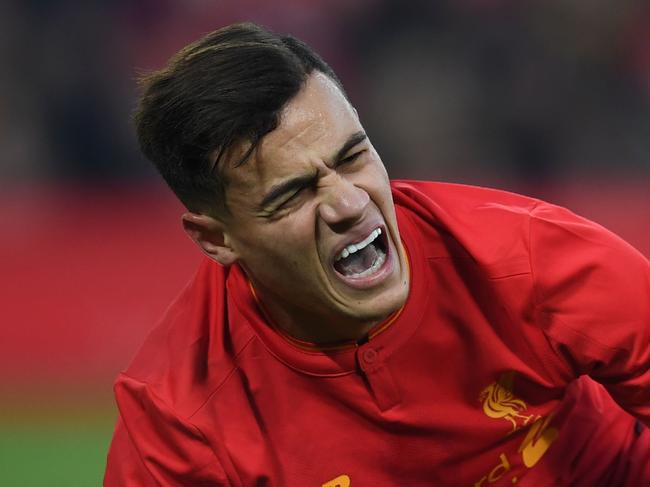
top-left (220, 72), bottom-right (409, 341)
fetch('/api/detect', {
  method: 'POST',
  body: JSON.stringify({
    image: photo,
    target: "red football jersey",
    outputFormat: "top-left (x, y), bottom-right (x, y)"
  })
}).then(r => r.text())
top-left (105, 181), bottom-right (650, 486)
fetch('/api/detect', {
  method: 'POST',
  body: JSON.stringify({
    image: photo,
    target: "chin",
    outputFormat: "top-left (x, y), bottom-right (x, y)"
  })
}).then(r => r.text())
top-left (344, 289), bottom-right (407, 323)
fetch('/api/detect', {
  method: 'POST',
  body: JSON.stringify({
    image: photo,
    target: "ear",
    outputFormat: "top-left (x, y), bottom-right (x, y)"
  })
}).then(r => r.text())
top-left (181, 212), bottom-right (239, 266)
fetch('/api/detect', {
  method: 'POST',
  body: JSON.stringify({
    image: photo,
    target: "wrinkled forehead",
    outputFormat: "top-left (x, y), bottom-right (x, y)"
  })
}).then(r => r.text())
top-left (224, 72), bottom-right (360, 192)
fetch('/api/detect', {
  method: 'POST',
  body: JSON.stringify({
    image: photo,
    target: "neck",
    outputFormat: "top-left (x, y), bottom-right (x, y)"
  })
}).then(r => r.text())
top-left (250, 284), bottom-right (382, 346)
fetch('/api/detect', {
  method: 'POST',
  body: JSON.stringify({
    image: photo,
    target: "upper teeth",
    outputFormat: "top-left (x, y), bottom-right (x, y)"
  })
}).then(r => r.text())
top-left (335, 228), bottom-right (382, 261)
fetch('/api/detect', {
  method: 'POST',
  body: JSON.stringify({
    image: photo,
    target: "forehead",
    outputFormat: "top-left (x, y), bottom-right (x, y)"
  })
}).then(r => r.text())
top-left (226, 72), bottom-right (361, 193)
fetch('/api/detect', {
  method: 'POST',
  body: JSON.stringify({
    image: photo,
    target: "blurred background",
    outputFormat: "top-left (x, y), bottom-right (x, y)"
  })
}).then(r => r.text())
top-left (1, 0), bottom-right (648, 484)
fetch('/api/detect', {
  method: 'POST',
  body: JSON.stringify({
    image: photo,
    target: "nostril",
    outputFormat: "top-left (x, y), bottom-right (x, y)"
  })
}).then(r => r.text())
top-left (328, 219), bottom-right (361, 234)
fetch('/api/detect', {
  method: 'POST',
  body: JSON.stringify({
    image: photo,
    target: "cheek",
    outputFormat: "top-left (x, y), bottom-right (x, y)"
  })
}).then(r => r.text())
top-left (375, 165), bottom-right (391, 192)
top-left (352, 160), bottom-right (392, 205)
top-left (248, 218), bottom-right (316, 263)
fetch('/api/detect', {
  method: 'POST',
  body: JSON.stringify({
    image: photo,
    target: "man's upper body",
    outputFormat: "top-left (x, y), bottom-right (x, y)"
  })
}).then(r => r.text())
top-left (105, 23), bottom-right (650, 486)
top-left (105, 181), bottom-right (650, 486)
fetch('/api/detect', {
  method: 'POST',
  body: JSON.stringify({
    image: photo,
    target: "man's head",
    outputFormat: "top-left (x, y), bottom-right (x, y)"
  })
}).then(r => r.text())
top-left (136, 22), bottom-right (343, 217)
top-left (137, 23), bottom-right (409, 342)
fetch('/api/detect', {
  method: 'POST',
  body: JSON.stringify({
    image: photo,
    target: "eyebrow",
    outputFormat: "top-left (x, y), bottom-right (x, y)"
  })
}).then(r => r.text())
top-left (258, 131), bottom-right (368, 209)
top-left (259, 172), bottom-right (318, 210)
top-left (333, 131), bottom-right (367, 165)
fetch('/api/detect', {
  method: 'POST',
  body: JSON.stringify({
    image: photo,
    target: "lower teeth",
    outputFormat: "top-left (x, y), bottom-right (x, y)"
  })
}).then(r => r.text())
top-left (347, 250), bottom-right (386, 278)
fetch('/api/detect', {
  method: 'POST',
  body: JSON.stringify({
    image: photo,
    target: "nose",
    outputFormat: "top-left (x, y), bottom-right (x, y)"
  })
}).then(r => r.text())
top-left (318, 176), bottom-right (370, 231)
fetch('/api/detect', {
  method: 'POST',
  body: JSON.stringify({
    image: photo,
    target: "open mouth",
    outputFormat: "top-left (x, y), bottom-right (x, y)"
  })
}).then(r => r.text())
top-left (333, 227), bottom-right (389, 279)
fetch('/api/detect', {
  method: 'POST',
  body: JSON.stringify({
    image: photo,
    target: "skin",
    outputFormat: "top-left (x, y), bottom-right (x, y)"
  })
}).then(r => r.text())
top-left (183, 72), bottom-right (410, 344)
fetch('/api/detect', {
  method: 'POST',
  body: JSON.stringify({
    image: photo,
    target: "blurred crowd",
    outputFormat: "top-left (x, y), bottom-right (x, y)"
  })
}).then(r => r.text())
top-left (2, 0), bottom-right (649, 187)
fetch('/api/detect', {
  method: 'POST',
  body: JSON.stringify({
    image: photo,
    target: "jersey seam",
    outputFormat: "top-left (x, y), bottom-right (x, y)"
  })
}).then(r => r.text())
top-left (539, 310), bottom-right (628, 355)
top-left (189, 420), bottom-right (238, 487)
top-left (115, 373), bottom-right (231, 483)
top-left (526, 200), bottom-right (543, 310)
top-left (525, 200), bottom-right (578, 378)
top-left (527, 203), bottom-right (628, 371)
top-left (188, 333), bottom-right (258, 419)
top-left (111, 411), bottom-right (159, 485)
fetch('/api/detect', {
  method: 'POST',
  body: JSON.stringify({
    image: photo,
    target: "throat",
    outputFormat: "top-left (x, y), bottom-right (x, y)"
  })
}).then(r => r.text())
top-left (249, 277), bottom-right (381, 345)
top-left (334, 243), bottom-right (384, 277)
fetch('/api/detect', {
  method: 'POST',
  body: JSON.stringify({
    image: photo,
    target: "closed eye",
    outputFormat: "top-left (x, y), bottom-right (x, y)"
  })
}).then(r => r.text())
top-left (274, 183), bottom-right (315, 212)
top-left (279, 188), bottom-right (304, 207)
top-left (338, 149), bottom-right (366, 166)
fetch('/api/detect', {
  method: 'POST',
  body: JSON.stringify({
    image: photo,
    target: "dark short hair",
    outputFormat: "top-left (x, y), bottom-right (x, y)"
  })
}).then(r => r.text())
top-left (135, 22), bottom-right (344, 216)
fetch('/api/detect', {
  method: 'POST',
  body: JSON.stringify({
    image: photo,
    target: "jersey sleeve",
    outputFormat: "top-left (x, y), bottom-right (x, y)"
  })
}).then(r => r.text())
top-left (104, 374), bottom-right (229, 486)
top-left (529, 202), bottom-right (650, 423)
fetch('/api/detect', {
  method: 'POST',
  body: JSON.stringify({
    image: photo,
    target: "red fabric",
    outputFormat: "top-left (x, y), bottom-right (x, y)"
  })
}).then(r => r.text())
top-left (105, 181), bottom-right (650, 486)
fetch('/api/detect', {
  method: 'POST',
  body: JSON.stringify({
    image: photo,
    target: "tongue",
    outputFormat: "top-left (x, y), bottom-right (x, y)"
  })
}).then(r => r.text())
top-left (335, 243), bottom-right (379, 276)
